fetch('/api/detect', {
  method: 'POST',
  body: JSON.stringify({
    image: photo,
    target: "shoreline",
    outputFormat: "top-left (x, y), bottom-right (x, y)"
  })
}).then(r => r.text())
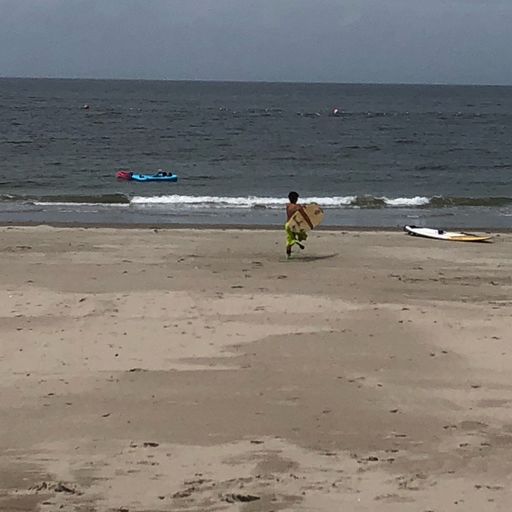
top-left (0, 221), bottom-right (508, 232)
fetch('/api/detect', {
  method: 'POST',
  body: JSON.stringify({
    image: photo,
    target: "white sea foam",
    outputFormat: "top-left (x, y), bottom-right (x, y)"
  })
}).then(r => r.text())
top-left (32, 195), bottom-right (432, 209)
top-left (130, 195), bottom-right (357, 208)
top-left (382, 196), bottom-right (430, 207)
top-left (33, 201), bottom-right (129, 207)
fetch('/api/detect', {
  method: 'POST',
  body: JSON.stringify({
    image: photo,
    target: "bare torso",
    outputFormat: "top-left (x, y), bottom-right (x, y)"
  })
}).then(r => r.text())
top-left (286, 203), bottom-right (302, 221)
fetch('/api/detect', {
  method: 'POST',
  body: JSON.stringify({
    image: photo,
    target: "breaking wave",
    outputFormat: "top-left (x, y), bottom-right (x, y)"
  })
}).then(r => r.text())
top-left (1, 194), bottom-right (511, 209)
top-left (130, 195), bottom-right (512, 209)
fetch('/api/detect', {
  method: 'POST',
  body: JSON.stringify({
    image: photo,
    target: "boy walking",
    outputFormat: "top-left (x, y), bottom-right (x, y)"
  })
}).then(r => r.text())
top-left (285, 191), bottom-right (307, 258)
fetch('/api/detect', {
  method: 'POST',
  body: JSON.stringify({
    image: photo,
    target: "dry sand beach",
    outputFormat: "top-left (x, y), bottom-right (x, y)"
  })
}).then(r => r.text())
top-left (1, 226), bottom-right (512, 512)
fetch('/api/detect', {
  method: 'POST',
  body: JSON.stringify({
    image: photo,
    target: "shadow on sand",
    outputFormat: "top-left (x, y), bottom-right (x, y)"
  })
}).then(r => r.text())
top-left (285, 253), bottom-right (338, 262)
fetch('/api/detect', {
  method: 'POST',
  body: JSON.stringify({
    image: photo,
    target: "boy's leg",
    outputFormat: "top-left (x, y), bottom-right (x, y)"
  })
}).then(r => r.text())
top-left (285, 224), bottom-right (306, 256)
top-left (285, 224), bottom-right (296, 257)
top-left (295, 229), bottom-right (306, 250)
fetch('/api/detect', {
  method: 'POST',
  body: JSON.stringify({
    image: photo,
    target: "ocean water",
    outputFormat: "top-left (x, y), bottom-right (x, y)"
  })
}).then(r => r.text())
top-left (1, 78), bottom-right (511, 228)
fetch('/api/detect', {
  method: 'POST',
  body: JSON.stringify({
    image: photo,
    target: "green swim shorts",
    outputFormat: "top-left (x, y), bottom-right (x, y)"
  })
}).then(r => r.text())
top-left (285, 222), bottom-right (308, 246)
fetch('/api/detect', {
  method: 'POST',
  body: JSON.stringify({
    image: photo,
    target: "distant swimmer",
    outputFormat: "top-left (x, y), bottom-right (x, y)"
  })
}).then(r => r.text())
top-left (81, 104), bottom-right (90, 110)
top-left (329, 108), bottom-right (343, 117)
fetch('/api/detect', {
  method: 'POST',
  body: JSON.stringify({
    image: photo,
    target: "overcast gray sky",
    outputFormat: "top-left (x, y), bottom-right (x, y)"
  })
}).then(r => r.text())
top-left (1, 0), bottom-right (511, 84)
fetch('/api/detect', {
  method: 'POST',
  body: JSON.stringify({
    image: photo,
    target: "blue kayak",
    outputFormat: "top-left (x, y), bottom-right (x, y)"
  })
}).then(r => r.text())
top-left (130, 173), bottom-right (178, 182)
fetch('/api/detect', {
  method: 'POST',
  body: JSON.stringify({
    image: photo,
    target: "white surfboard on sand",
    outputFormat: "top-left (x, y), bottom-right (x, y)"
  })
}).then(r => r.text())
top-left (404, 225), bottom-right (492, 242)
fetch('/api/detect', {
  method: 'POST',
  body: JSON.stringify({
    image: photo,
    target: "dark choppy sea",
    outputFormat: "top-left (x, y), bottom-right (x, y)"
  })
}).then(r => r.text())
top-left (1, 78), bottom-right (511, 228)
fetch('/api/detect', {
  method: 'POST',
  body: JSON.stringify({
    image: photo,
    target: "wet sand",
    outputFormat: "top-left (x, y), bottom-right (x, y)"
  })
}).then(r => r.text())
top-left (1, 226), bottom-right (511, 511)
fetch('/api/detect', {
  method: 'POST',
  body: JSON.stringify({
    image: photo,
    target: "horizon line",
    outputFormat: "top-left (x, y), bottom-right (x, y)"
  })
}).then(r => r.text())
top-left (0, 75), bottom-right (511, 88)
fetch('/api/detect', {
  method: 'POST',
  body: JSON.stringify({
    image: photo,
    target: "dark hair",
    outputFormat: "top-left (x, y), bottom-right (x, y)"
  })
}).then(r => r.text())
top-left (288, 191), bottom-right (299, 203)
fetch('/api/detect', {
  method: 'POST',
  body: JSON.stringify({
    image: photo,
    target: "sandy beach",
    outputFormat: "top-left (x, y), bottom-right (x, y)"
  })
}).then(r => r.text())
top-left (1, 225), bottom-right (512, 512)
